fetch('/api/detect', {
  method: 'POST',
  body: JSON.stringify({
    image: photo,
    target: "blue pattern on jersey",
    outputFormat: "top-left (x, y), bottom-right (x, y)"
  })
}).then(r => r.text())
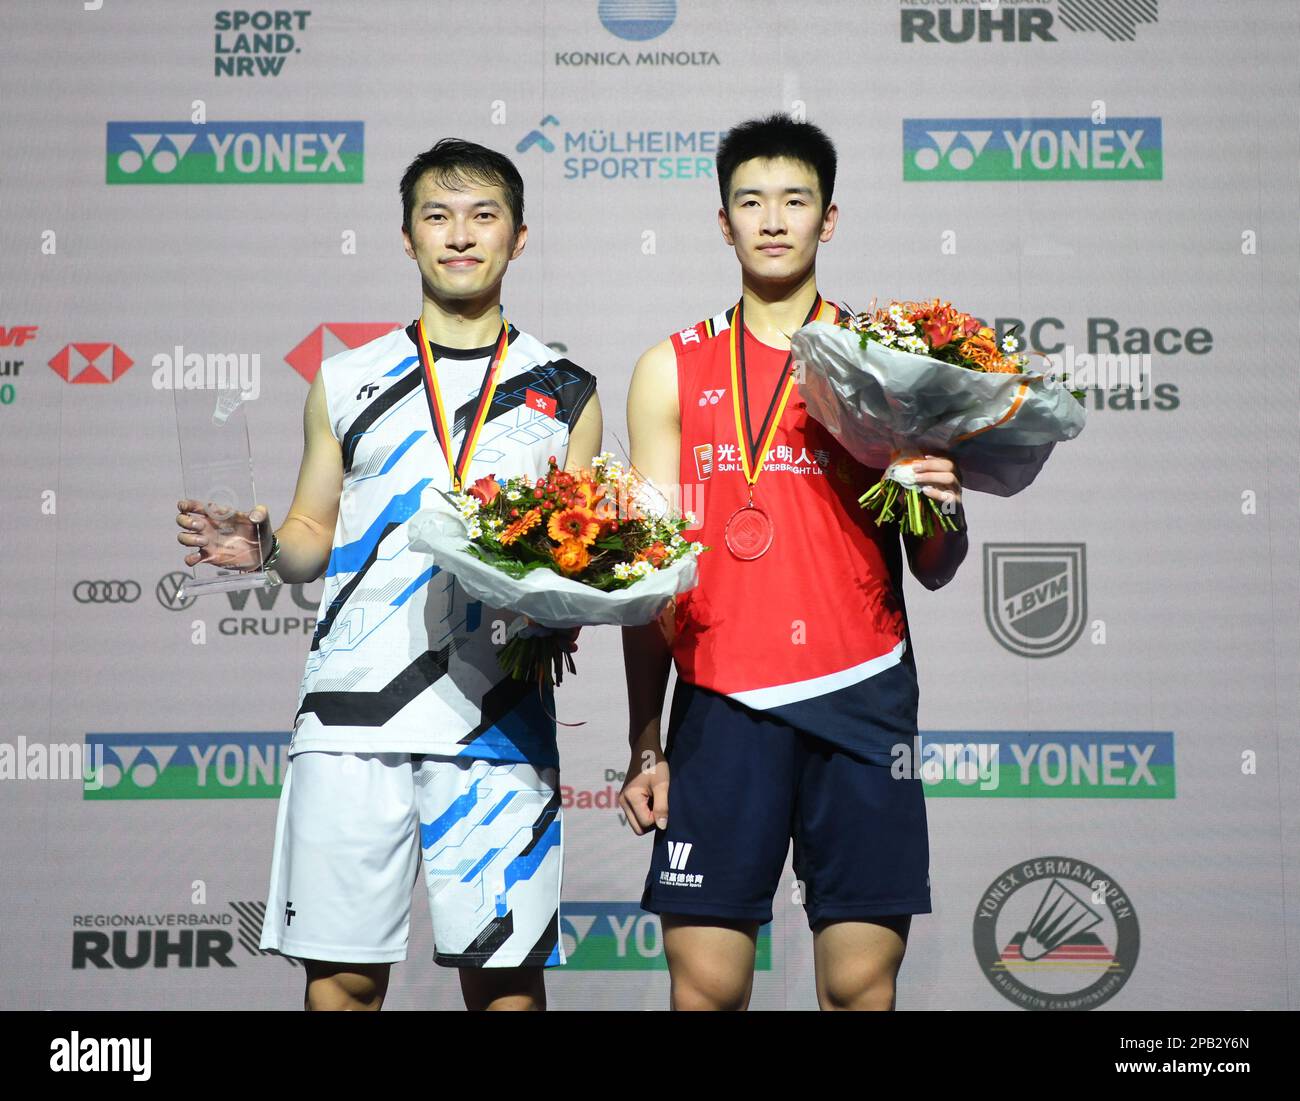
top-left (378, 430), bottom-right (425, 476)
top-left (460, 846), bottom-right (502, 883)
top-left (419, 779), bottom-right (482, 849)
top-left (393, 565), bottom-right (438, 607)
top-left (326, 481), bottom-right (430, 576)
top-left (385, 357), bottom-right (418, 376)
top-left (502, 818), bottom-right (560, 895)
top-left (479, 789), bottom-right (518, 826)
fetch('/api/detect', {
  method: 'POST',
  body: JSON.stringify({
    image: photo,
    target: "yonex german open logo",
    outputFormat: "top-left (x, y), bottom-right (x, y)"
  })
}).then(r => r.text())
top-left (106, 122), bottom-right (364, 184)
top-left (974, 856), bottom-right (1139, 1009)
top-left (903, 117), bottom-right (1161, 181)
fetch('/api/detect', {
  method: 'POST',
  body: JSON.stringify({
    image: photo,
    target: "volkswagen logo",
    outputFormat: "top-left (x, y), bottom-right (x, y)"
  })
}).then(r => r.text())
top-left (156, 571), bottom-right (195, 610)
top-left (73, 580), bottom-right (141, 604)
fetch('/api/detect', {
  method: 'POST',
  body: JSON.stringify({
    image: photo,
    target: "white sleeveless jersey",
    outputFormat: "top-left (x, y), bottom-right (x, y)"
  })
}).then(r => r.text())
top-left (288, 319), bottom-right (597, 767)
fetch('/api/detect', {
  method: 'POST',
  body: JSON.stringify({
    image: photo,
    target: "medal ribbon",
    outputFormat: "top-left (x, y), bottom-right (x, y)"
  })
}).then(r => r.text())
top-left (416, 315), bottom-right (511, 492)
top-left (728, 294), bottom-right (836, 499)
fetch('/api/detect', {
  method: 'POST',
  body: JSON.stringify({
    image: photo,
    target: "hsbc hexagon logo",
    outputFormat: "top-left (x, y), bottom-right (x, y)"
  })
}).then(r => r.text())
top-left (284, 323), bottom-right (402, 382)
top-left (49, 343), bottom-right (134, 384)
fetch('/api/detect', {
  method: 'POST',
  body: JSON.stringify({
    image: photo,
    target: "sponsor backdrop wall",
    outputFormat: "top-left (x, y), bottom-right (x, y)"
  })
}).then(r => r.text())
top-left (2, 0), bottom-right (1297, 1011)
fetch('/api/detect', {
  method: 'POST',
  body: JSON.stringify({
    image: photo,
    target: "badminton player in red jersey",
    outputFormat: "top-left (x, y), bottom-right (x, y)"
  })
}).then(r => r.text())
top-left (620, 114), bottom-right (967, 1011)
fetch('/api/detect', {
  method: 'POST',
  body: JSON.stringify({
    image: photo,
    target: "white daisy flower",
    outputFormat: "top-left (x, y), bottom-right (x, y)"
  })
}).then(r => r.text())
top-left (1002, 334), bottom-right (1020, 352)
top-left (613, 562), bottom-right (632, 580)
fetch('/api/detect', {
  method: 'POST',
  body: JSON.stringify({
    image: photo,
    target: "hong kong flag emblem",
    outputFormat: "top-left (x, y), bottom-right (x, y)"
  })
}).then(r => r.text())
top-left (525, 387), bottom-right (557, 418)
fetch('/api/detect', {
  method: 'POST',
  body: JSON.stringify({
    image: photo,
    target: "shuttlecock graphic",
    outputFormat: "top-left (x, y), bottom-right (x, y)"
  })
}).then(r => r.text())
top-left (1018, 878), bottom-right (1104, 962)
top-left (212, 389), bottom-right (243, 426)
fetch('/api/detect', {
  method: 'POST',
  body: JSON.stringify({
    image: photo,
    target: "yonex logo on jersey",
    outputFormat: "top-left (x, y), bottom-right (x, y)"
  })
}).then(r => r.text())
top-left (698, 388), bottom-right (725, 405)
top-left (678, 326), bottom-right (701, 345)
top-left (666, 840), bottom-right (692, 870)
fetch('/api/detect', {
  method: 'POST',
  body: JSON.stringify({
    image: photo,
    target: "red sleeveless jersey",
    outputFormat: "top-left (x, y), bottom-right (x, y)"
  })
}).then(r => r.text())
top-left (668, 300), bottom-right (919, 764)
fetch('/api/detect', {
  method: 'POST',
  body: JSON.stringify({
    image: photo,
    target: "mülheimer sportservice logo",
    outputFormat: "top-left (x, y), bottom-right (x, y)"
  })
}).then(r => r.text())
top-left (106, 121), bottom-right (363, 184)
top-left (974, 856), bottom-right (1139, 1009)
top-left (904, 117), bottom-right (1161, 181)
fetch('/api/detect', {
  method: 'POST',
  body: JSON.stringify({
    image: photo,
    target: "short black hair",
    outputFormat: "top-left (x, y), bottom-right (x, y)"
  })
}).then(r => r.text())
top-left (716, 114), bottom-right (837, 214)
top-left (400, 138), bottom-right (524, 235)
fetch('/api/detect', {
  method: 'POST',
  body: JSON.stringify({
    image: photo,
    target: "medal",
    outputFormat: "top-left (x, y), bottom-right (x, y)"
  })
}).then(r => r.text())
top-left (724, 502), bottom-right (774, 560)
top-left (725, 293), bottom-right (836, 559)
top-left (416, 314), bottom-right (511, 492)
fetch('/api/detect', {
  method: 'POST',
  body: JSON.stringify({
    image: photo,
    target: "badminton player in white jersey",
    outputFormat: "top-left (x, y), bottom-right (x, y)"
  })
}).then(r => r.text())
top-left (173, 139), bottom-right (602, 1010)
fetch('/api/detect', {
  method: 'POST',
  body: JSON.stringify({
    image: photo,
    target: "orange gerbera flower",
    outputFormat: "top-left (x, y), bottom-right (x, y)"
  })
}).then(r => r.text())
top-left (572, 476), bottom-right (601, 509)
top-left (634, 541), bottom-right (670, 568)
top-left (499, 507), bottom-right (542, 545)
top-left (547, 506), bottom-right (601, 545)
top-left (551, 538), bottom-right (590, 576)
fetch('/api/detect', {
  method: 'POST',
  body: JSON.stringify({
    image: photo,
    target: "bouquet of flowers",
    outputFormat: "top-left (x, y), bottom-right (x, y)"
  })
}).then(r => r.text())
top-left (790, 298), bottom-right (1086, 537)
top-left (408, 452), bottom-right (706, 688)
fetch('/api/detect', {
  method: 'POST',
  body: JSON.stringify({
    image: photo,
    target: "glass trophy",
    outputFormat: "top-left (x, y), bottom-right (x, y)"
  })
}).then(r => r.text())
top-left (172, 385), bottom-right (279, 603)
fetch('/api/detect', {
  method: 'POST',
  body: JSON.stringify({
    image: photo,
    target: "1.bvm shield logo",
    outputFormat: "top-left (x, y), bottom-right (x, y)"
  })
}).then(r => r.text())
top-left (984, 543), bottom-right (1086, 657)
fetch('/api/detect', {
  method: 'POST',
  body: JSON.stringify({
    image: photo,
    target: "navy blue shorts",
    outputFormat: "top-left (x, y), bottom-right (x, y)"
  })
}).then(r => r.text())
top-left (641, 678), bottom-right (932, 928)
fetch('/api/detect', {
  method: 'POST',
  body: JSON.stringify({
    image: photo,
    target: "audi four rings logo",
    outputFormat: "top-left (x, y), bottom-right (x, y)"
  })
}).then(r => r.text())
top-left (73, 580), bottom-right (141, 604)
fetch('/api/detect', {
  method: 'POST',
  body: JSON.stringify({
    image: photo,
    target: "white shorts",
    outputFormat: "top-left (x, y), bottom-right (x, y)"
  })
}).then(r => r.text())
top-left (258, 751), bottom-right (565, 968)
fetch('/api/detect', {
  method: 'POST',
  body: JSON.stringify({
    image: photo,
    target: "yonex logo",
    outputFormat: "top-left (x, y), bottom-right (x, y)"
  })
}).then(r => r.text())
top-left (904, 117), bottom-right (1161, 182)
top-left (74, 580), bottom-right (141, 604)
top-left (106, 122), bottom-right (364, 185)
top-left (913, 130), bottom-right (993, 174)
top-left (698, 388), bottom-right (725, 406)
top-left (114, 132), bottom-right (199, 175)
top-left (85, 733), bottom-right (291, 800)
top-left (666, 840), bottom-right (692, 870)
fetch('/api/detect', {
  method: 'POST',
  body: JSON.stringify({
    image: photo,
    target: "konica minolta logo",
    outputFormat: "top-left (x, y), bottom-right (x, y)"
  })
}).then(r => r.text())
top-left (106, 121), bottom-right (363, 184)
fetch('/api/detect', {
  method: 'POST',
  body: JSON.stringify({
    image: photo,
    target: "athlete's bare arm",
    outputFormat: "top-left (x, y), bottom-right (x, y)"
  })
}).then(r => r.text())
top-left (619, 338), bottom-right (679, 834)
top-left (563, 389), bottom-right (604, 472)
top-left (270, 371), bottom-right (345, 583)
